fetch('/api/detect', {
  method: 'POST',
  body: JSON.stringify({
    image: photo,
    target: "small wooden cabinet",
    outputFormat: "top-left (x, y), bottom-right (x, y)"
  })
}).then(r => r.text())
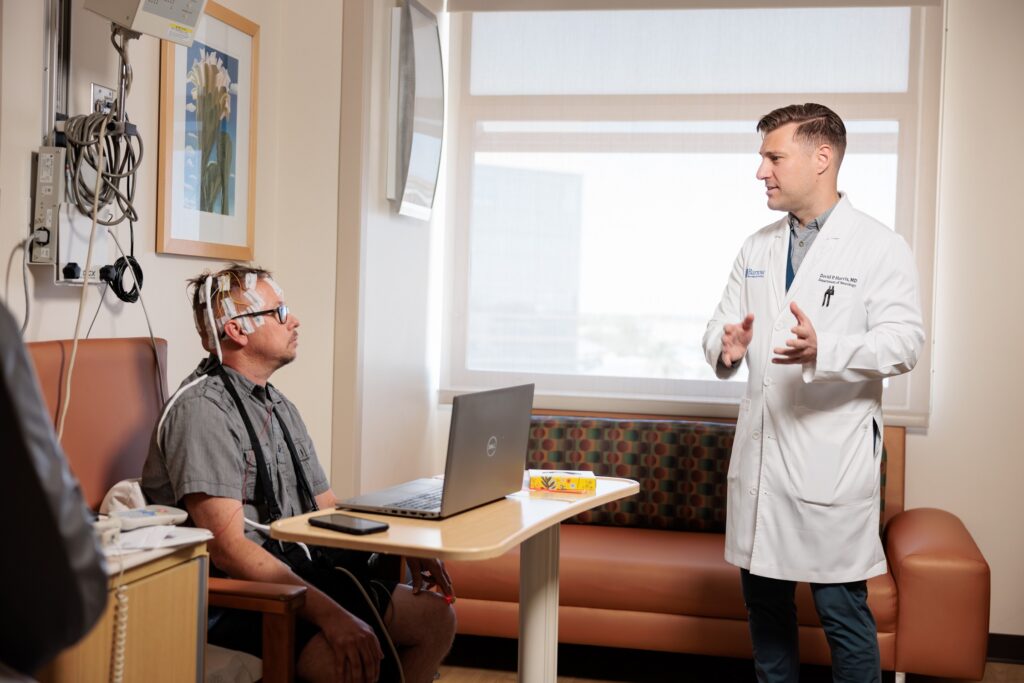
top-left (37, 543), bottom-right (208, 683)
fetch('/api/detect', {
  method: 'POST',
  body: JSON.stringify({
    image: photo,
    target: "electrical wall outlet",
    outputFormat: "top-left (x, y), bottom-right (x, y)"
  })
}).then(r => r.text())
top-left (29, 146), bottom-right (65, 266)
top-left (29, 145), bottom-right (111, 284)
top-left (55, 202), bottom-right (109, 285)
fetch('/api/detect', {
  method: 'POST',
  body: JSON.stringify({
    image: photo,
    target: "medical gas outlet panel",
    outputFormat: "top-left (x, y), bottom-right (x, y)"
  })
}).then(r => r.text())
top-left (29, 146), bottom-right (109, 285)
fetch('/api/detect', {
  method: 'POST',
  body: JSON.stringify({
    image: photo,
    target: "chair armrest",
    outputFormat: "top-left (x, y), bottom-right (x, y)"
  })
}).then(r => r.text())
top-left (886, 508), bottom-right (989, 679)
top-left (208, 578), bottom-right (307, 683)
top-left (208, 577), bottom-right (307, 615)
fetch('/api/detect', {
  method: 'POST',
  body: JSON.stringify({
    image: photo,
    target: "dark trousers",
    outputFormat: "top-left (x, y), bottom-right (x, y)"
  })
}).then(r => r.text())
top-left (740, 569), bottom-right (881, 683)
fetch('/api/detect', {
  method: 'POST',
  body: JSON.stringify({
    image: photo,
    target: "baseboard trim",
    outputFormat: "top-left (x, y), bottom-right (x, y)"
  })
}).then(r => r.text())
top-left (989, 633), bottom-right (1024, 664)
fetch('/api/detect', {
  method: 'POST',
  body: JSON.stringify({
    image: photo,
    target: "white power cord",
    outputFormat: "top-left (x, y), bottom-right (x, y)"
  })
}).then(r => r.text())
top-left (57, 114), bottom-right (110, 442)
top-left (20, 235), bottom-right (31, 335)
top-left (2, 235), bottom-right (33, 335)
top-left (243, 518), bottom-right (312, 561)
top-left (86, 284), bottom-right (109, 339)
top-left (108, 229), bottom-right (164, 400)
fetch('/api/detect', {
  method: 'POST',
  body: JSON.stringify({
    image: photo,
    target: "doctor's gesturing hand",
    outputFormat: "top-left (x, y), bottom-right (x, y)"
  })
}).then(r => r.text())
top-left (720, 313), bottom-right (754, 368)
top-left (772, 302), bottom-right (818, 365)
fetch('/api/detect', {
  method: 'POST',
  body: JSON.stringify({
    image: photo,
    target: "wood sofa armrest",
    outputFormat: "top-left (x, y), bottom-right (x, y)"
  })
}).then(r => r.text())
top-left (208, 577), bottom-right (306, 683)
top-left (885, 508), bottom-right (989, 680)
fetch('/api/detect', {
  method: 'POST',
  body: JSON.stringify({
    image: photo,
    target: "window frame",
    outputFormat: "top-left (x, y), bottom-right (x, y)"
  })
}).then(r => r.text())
top-left (441, 2), bottom-right (941, 426)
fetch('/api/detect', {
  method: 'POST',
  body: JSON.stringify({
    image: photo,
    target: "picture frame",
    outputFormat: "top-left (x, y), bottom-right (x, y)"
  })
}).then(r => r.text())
top-left (156, 1), bottom-right (259, 260)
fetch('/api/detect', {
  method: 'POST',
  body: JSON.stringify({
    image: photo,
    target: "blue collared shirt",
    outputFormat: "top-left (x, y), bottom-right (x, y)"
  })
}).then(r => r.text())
top-left (787, 202), bottom-right (838, 276)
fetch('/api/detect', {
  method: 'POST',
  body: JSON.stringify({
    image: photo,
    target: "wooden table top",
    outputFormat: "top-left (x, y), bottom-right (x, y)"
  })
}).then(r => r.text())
top-left (270, 476), bottom-right (639, 561)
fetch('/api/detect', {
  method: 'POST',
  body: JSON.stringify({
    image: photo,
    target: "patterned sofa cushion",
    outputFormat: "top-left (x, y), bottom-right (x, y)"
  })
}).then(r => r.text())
top-left (528, 415), bottom-right (888, 533)
top-left (528, 417), bottom-right (734, 532)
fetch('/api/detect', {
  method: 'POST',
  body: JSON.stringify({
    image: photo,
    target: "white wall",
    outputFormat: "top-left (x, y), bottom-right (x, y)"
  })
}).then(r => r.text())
top-left (904, 0), bottom-right (1024, 637)
top-left (359, 0), bottom-right (448, 493)
top-left (0, 0), bottom-right (341, 474)
top-left (263, 0), bottom-right (343, 472)
top-left (332, 0), bottom-right (447, 497)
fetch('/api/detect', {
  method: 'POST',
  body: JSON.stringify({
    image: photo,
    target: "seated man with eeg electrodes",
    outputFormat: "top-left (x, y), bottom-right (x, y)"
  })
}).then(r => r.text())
top-left (141, 265), bottom-right (456, 683)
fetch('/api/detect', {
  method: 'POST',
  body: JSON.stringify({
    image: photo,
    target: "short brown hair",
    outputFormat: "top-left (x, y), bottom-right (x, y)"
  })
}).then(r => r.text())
top-left (187, 264), bottom-right (273, 349)
top-left (757, 103), bottom-right (847, 166)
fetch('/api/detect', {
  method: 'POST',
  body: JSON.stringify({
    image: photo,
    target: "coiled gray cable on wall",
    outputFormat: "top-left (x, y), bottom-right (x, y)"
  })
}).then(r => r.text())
top-left (63, 26), bottom-right (143, 228)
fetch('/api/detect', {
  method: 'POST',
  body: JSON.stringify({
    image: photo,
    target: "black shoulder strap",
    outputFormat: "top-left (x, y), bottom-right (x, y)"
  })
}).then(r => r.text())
top-left (215, 364), bottom-right (283, 521)
top-left (270, 395), bottom-right (318, 514)
top-left (213, 364), bottom-right (320, 521)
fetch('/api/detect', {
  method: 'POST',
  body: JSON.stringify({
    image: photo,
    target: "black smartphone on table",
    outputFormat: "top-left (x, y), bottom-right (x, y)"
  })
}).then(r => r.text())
top-left (309, 513), bottom-right (389, 535)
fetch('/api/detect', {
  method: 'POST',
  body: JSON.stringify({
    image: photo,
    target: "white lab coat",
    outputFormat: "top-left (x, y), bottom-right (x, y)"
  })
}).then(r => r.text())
top-left (703, 194), bottom-right (924, 583)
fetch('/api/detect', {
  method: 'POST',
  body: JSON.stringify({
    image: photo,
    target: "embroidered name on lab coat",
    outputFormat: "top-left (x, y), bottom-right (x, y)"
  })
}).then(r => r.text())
top-left (745, 268), bottom-right (766, 278)
top-left (817, 273), bottom-right (859, 288)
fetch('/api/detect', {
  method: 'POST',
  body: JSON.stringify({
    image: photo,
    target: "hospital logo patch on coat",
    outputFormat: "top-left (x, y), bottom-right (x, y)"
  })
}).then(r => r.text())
top-left (745, 268), bottom-right (766, 279)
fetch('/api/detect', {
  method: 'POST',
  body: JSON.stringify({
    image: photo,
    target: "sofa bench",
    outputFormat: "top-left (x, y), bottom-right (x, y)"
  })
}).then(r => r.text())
top-left (445, 413), bottom-right (990, 679)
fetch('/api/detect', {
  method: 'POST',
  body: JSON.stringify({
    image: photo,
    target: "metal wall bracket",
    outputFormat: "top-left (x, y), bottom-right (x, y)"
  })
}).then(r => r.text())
top-left (43, 0), bottom-right (71, 145)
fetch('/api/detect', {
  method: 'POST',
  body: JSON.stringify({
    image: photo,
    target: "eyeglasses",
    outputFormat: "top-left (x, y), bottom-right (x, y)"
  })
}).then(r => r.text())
top-left (226, 303), bottom-right (290, 328)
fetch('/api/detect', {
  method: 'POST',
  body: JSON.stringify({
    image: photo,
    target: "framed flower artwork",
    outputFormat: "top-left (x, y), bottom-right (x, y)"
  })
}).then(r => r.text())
top-left (157, 1), bottom-right (259, 260)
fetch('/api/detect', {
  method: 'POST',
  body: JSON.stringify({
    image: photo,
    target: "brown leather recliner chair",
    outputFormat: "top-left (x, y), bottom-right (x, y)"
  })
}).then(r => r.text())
top-left (26, 337), bottom-right (306, 683)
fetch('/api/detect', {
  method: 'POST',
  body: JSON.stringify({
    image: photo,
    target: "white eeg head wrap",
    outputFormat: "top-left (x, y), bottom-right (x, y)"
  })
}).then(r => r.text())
top-left (192, 266), bottom-right (282, 358)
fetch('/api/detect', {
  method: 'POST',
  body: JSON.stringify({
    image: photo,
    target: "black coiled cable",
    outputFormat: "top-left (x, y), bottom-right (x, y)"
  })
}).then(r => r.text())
top-left (105, 254), bottom-right (142, 303)
top-left (101, 221), bottom-right (143, 303)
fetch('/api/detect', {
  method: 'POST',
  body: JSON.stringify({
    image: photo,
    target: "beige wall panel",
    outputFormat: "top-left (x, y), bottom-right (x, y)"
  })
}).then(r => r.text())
top-left (905, 0), bottom-right (1024, 636)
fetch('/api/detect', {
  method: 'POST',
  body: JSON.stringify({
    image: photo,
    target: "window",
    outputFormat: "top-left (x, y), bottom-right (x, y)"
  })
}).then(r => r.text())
top-left (443, 2), bottom-right (940, 424)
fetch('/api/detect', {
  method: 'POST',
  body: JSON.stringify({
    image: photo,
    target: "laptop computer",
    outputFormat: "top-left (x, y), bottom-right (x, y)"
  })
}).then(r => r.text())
top-left (337, 384), bottom-right (535, 519)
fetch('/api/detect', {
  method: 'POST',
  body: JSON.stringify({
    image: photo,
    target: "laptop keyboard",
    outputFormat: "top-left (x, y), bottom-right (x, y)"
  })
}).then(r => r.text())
top-left (392, 489), bottom-right (442, 511)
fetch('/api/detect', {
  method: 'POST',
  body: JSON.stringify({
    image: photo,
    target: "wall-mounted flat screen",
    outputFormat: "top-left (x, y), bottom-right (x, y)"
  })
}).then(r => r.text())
top-left (389, 0), bottom-right (444, 220)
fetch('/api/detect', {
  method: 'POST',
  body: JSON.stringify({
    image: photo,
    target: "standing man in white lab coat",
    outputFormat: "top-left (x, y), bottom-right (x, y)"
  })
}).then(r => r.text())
top-left (703, 103), bottom-right (924, 682)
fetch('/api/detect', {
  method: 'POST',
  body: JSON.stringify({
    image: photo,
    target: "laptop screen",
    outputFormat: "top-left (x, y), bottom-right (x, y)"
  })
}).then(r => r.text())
top-left (438, 383), bottom-right (534, 517)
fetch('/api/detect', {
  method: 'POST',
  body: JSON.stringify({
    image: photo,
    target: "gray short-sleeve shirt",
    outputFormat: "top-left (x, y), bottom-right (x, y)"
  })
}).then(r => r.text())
top-left (142, 359), bottom-right (330, 542)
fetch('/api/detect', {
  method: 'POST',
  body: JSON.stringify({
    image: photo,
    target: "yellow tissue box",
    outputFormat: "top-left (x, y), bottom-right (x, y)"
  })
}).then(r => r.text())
top-left (528, 469), bottom-right (596, 494)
